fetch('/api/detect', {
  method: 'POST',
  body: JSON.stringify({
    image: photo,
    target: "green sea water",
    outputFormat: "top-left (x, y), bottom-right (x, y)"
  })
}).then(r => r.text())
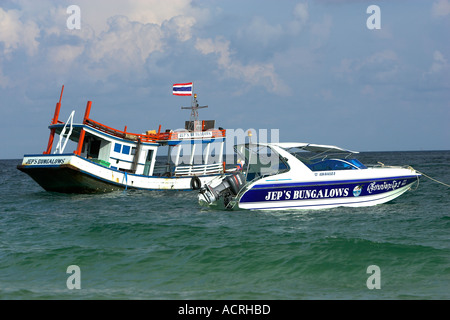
top-left (1, 151), bottom-right (449, 300)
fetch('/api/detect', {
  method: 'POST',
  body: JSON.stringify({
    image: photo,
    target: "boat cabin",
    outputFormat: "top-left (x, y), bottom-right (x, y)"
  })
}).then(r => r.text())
top-left (48, 98), bottom-right (226, 179)
top-left (235, 142), bottom-right (366, 182)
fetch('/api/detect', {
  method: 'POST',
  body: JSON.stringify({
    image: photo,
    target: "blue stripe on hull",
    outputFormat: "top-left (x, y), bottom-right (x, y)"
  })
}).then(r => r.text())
top-left (250, 175), bottom-right (419, 190)
top-left (239, 183), bottom-right (415, 210)
top-left (240, 177), bottom-right (418, 204)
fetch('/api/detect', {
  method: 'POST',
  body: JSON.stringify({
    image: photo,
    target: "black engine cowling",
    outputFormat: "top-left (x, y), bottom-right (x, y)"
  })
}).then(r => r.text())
top-left (223, 172), bottom-right (245, 195)
top-left (198, 172), bottom-right (246, 206)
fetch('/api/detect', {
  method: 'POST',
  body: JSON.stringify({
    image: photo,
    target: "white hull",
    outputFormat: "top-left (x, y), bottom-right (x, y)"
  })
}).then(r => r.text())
top-left (19, 154), bottom-right (221, 193)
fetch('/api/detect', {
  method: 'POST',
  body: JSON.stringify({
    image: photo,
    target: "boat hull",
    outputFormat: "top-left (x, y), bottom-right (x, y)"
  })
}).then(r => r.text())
top-left (17, 154), bottom-right (222, 193)
top-left (18, 164), bottom-right (123, 193)
top-left (237, 176), bottom-right (419, 210)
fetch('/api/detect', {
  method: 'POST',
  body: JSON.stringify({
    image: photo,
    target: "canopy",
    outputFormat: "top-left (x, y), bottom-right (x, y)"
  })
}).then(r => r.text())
top-left (245, 142), bottom-right (359, 154)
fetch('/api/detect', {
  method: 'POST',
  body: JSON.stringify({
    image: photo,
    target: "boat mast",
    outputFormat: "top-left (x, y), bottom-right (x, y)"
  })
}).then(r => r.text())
top-left (181, 92), bottom-right (208, 131)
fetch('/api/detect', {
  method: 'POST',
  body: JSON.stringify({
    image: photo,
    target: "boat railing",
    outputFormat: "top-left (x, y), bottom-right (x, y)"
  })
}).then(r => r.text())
top-left (157, 129), bottom-right (226, 141)
top-left (174, 163), bottom-right (224, 176)
top-left (85, 118), bottom-right (226, 143)
top-left (54, 110), bottom-right (75, 154)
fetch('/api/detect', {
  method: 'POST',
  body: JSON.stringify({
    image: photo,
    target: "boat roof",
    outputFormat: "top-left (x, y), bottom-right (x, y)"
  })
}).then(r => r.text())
top-left (50, 120), bottom-right (226, 145)
top-left (239, 142), bottom-right (359, 154)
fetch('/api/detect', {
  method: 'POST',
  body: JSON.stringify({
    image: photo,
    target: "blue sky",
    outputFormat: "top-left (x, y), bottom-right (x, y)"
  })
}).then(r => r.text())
top-left (0, 0), bottom-right (449, 159)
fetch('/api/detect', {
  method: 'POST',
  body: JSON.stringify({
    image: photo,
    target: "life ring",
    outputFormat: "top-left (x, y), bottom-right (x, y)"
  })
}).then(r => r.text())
top-left (190, 176), bottom-right (201, 190)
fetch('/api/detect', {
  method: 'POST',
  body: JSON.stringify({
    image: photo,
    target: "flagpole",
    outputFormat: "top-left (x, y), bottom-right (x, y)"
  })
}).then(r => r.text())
top-left (191, 81), bottom-right (195, 108)
top-left (178, 81), bottom-right (207, 131)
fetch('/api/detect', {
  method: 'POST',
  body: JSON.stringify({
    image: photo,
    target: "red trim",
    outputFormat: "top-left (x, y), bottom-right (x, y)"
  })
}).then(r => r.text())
top-left (44, 85), bottom-right (64, 154)
top-left (85, 118), bottom-right (160, 142)
top-left (75, 100), bottom-right (92, 155)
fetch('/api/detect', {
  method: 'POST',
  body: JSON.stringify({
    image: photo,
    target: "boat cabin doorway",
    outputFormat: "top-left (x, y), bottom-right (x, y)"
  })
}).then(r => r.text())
top-left (143, 150), bottom-right (154, 176)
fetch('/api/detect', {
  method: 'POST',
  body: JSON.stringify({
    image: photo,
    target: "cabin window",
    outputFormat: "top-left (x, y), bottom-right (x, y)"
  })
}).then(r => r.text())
top-left (307, 159), bottom-right (366, 171)
top-left (113, 143), bottom-right (131, 155)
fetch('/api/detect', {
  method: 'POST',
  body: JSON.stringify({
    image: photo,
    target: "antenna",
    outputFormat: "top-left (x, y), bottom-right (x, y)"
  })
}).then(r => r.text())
top-left (181, 93), bottom-right (208, 131)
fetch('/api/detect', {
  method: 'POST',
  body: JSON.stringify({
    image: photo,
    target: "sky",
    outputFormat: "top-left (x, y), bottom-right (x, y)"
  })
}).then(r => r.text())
top-left (0, 0), bottom-right (449, 159)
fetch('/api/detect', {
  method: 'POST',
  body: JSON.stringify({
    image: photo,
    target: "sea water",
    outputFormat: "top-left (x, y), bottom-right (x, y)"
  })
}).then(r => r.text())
top-left (0, 151), bottom-right (449, 299)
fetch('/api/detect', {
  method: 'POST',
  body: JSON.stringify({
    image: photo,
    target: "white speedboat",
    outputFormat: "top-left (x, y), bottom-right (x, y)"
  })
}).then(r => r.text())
top-left (197, 142), bottom-right (421, 210)
top-left (18, 86), bottom-right (227, 193)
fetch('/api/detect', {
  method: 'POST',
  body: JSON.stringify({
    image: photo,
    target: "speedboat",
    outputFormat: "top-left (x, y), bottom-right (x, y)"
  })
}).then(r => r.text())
top-left (17, 85), bottom-right (227, 193)
top-left (197, 142), bottom-right (421, 210)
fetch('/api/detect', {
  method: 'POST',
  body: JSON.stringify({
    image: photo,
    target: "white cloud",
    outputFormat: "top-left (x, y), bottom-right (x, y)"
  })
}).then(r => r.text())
top-left (162, 15), bottom-right (197, 42)
top-left (0, 0), bottom-right (301, 94)
top-left (89, 16), bottom-right (164, 63)
top-left (290, 2), bottom-right (309, 34)
top-left (427, 50), bottom-right (449, 74)
top-left (0, 0), bottom-right (203, 82)
top-left (73, 0), bottom-right (195, 35)
top-left (431, 0), bottom-right (450, 18)
top-left (310, 14), bottom-right (333, 46)
top-left (50, 44), bottom-right (85, 67)
top-left (195, 37), bottom-right (290, 95)
top-left (365, 50), bottom-right (398, 65)
top-left (1, 0), bottom-right (198, 52)
top-left (361, 85), bottom-right (375, 96)
top-left (293, 2), bottom-right (309, 23)
top-left (238, 16), bottom-right (283, 47)
top-left (65, 1), bottom-right (199, 77)
top-left (334, 50), bottom-right (400, 83)
top-left (0, 7), bottom-right (39, 56)
top-left (0, 64), bottom-right (9, 88)
top-left (319, 88), bottom-right (333, 100)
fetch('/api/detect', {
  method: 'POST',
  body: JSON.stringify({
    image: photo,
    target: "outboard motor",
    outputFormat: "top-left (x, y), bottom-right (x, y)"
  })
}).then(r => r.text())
top-left (198, 172), bottom-right (246, 207)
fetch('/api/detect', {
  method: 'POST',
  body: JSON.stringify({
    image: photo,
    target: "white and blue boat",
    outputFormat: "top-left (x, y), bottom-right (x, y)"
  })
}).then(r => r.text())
top-left (198, 142), bottom-right (421, 210)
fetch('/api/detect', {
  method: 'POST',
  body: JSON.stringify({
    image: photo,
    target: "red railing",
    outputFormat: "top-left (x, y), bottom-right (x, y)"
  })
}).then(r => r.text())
top-left (85, 118), bottom-right (226, 142)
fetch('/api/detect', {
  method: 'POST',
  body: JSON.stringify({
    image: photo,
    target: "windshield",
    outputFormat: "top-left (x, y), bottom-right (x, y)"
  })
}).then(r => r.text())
top-left (235, 144), bottom-right (289, 181)
top-left (285, 147), bottom-right (366, 171)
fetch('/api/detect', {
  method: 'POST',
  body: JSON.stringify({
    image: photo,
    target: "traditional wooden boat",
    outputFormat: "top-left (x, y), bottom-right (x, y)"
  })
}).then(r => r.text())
top-left (18, 85), bottom-right (227, 193)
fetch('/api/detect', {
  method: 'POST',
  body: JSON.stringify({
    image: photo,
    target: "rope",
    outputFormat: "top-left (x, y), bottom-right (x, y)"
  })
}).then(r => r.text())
top-left (414, 169), bottom-right (450, 188)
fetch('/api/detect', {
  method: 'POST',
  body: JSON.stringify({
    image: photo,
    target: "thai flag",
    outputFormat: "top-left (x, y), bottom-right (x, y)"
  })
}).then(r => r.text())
top-left (173, 82), bottom-right (193, 96)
